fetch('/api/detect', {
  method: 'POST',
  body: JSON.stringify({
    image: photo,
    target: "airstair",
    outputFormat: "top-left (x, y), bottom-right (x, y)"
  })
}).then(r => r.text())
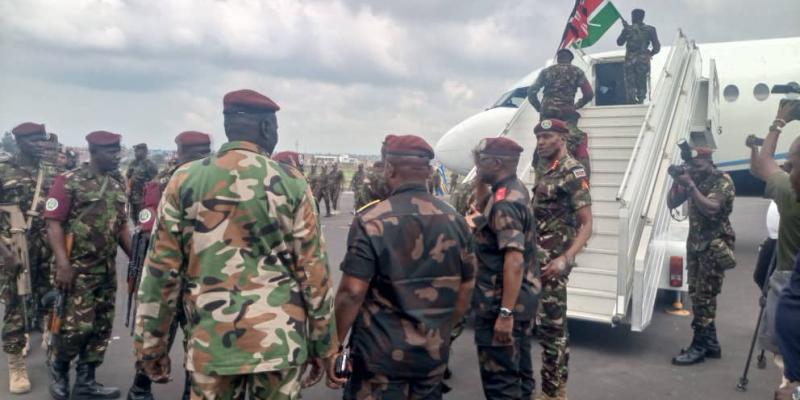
top-left (496, 31), bottom-right (720, 330)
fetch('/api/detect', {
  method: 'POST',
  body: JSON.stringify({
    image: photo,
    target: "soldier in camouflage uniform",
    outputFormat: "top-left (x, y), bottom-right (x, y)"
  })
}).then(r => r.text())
top-left (350, 164), bottom-right (366, 211)
top-left (668, 146), bottom-right (736, 366)
top-left (328, 163), bottom-right (345, 214)
top-left (127, 131), bottom-right (212, 400)
top-left (317, 165), bottom-right (333, 217)
top-left (470, 137), bottom-right (540, 400)
top-left (273, 151), bottom-right (304, 172)
top-left (0, 122), bottom-right (58, 394)
top-left (133, 90), bottom-right (336, 399)
top-left (357, 161), bottom-right (390, 210)
top-left (125, 143), bottom-right (158, 224)
top-left (528, 49), bottom-right (595, 177)
top-left (45, 130), bottom-right (133, 400)
top-left (531, 119), bottom-right (593, 400)
top-left (327, 134), bottom-right (476, 400)
top-left (617, 9), bottom-right (661, 104)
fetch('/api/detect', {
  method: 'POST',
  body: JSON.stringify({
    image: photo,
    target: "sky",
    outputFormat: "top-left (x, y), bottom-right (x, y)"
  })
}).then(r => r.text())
top-left (1, 0), bottom-right (798, 155)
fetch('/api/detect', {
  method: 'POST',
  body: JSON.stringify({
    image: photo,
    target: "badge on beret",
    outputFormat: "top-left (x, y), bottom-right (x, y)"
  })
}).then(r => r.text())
top-left (138, 209), bottom-right (153, 224)
top-left (541, 120), bottom-right (552, 130)
top-left (45, 198), bottom-right (59, 211)
top-left (573, 168), bottom-right (587, 179)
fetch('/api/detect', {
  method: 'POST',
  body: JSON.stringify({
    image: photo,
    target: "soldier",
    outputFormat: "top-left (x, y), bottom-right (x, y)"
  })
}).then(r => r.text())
top-left (133, 89), bottom-right (336, 399)
top-left (327, 134), bottom-right (476, 399)
top-left (317, 165), bottom-right (333, 217)
top-left (532, 119), bottom-right (593, 400)
top-left (360, 161), bottom-right (389, 206)
top-left (617, 8), bottom-right (661, 104)
top-left (469, 137), bottom-right (540, 399)
top-left (272, 151), bottom-right (304, 172)
top-left (0, 122), bottom-right (58, 394)
top-left (126, 131), bottom-right (212, 400)
top-left (527, 49), bottom-right (595, 176)
top-left (349, 164), bottom-right (366, 211)
top-left (667, 146), bottom-right (735, 366)
top-left (44, 130), bottom-right (132, 400)
top-left (328, 163), bottom-right (344, 214)
top-left (125, 143), bottom-right (158, 224)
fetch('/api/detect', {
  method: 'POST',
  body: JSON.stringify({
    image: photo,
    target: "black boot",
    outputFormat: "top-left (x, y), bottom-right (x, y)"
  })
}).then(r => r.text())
top-left (672, 328), bottom-right (707, 366)
top-left (182, 370), bottom-right (191, 400)
top-left (126, 370), bottom-right (153, 400)
top-left (704, 322), bottom-right (722, 359)
top-left (48, 360), bottom-right (70, 400)
top-left (72, 362), bottom-right (121, 399)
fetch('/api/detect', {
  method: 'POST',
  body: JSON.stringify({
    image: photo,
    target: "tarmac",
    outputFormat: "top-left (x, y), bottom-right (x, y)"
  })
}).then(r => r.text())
top-left (0, 193), bottom-right (786, 399)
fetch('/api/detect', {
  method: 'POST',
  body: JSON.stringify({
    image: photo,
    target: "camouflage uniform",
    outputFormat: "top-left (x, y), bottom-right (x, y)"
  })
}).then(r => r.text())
top-left (532, 155), bottom-right (591, 397)
top-left (350, 167), bottom-right (367, 210)
top-left (685, 171), bottom-right (736, 331)
top-left (0, 155), bottom-right (57, 354)
top-left (328, 167), bottom-right (345, 212)
top-left (450, 179), bottom-right (477, 216)
top-left (618, 22), bottom-right (660, 104)
top-left (358, 163), bottom-right (389, 208)
top-left (133, 141), bottom-right (336, 397)
top-left (316, 166), bottom-right (332, 216)
top-left (43, 163), bottom-right (127, 364)
top-left (341, 182), bottom-right (477, 400)
top-left (472, 175), bottom-right (540, 400)
top-left (125, 157), bottom-right (158, 222)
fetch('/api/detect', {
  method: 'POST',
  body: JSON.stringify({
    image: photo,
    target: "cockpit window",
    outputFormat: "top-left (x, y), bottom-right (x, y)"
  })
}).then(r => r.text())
top-left (490, 87), bottom-right (529, 109)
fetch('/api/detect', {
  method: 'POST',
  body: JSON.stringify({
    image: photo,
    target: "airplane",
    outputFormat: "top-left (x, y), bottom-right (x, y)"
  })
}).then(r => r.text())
top-left (435, 36), bottom-right (800, 197)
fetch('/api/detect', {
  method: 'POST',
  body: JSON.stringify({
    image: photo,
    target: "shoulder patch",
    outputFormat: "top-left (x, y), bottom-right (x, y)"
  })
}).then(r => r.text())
top-left (138, 208), bottom-right (153, 224)
top-left (357, 199), bottom-right (381, 214)
top-left (45, 198), bottom-right (59, 211)
top-left (495, 187), bottom-right (507, 202)
top-left (572, 168), bottom-right (586, 179)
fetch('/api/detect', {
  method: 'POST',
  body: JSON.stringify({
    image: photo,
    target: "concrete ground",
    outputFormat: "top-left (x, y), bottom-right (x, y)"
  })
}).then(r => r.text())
top-left (0, 193), bottom-right (785, 399)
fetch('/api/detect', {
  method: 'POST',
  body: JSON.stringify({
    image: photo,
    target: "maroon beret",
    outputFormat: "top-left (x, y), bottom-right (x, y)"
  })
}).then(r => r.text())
top-left (382, 134), bottom-right (434, 159)
top-left (223, 89), bottom-right (280, 114)
top-left (694, 146), bottom-right (714, 159)
top-left (85, 130), bottom-right (121, 146)
top-left (477, 137), bottom-right (524, 157)
top-left (11, 122), bottom-right (46, 137)
top-left (534, 119), bottom-right (569, 134)
top-left (175, 131), bottom-right (211, 146)
top-left (272, 151), bottom-right (301, 166)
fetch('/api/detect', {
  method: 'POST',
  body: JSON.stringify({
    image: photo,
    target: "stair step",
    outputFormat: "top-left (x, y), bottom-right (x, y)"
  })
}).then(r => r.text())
top-left (576, 250), bottom-right (618, 272)
top-left (590, 171), bottom-right (624, 186)
top-left (590, 185), bottom-right (620, 200)
top-left (566, 309), bottom-right (615, 324)
top-left (589, 147), bottom-right (635, 159)
top-left (593, 213), bottom-right (620, 228)
top-left (591, 200), bottom-right (620, 215)
top-left (585, 231), bottom-right (618, 252)
top-left (582, 125), bottom-right (641, 137)
top-left (590, 135), bottom-right (638, 148)
top-left (579, 104), bottom-right (649, 118)
top-left (593, 158), bottom-right (631, 171)
top-left (570, 266), bottom-right (618, 291)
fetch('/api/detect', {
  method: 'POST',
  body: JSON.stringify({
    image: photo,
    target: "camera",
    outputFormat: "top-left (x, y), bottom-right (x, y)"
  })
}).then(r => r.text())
top-left (746, 135), bottom-right (765, 147)
top-left (667, 165), bottom-right (686, 178)
top-left (667, 140), bottom-right (693, 178)
top-left (771, 82), bottom-right (800, 95)
top-left (334, 348), bottom-right (351, 379)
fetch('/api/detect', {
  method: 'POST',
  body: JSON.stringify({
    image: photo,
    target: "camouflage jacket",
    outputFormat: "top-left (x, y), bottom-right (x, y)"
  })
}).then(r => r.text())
top-left (619, 23), bottom-right (659, 63)
top-left (450, 179), bottom-right (478, 216)
top-left (137, 163), bottom-right (181, 230)
top-left (133, 141), bottom-right (336, 375)
top-left (686, 170), bottom-right (735, 252)
top-left (0, 154), bottom-right (58, 239)
top-left (527, 63), bottom-right (589, 115)
top-left (533, 155), bottom-right (592, 269)
top-left (359, 165), bottom-right (389, 205)
top-left (43, 164), bottom-right (127, 274)
top-left (126, 158), bottom-right (158, 203)
top-left (341, 183), bottom-right (477, 377)
top-left (328, 169), bottom-right (344, 190)
top-left (350, 169), bottom-right (365, 192)
top-left (472, 175), bottom-right (539, 323)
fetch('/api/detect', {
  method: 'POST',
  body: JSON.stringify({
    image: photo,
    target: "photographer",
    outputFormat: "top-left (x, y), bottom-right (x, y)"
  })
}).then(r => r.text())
top-left (668, 145), bottom-right (736, 366)
top-left (750, 99), bottom-right (800, 397)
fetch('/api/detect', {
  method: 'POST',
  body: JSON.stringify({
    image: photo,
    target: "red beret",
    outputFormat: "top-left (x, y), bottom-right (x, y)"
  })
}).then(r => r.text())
top-left (11, 122), bottom-right (46, 137)
top-left (382, 134), bottom-right (434, 159)
top-left (85, 130), bottom-right (121, 146)
top-left (534, 119), bottom-right (569, 134)
top-left (477, 137), bottom-right (524, 157)
top-left (694, 146), bottom-right (714, 159)
top-left (175, 131), bottom-right (211, 146)
top-left (223, 89), bottom-right (280, 114)
top-left (272, 151), bottom-right (301, 166)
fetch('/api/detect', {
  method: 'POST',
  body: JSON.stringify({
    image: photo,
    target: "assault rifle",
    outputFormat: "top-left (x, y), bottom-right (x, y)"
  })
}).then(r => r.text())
top-left (125, 228), bottom-right (150, 335)
top-left (0, 204), bottom-right (33, 332)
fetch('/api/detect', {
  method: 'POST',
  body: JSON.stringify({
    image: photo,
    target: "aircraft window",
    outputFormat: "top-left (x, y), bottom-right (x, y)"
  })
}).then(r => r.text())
top-left (753, 83), bottom-right (770, 101)
top-left (490, 87), bottom-right (529, 109)
top-left (723, 85), bottom-right (739, 102)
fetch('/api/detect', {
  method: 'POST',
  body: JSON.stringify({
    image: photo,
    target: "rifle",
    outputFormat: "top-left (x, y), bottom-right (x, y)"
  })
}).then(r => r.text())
top-left (0, 204), bottom-right (33, 333)
top-left (125, 228), bottom-right (150, 335)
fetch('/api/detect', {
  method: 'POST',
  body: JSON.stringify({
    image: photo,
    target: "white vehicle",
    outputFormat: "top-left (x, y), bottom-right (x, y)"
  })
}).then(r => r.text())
top-left (434, 33), bottom-right (800, 331)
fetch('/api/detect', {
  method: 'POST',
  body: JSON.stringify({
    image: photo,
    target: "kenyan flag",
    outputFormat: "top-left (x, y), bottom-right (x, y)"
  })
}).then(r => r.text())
top-left (559, 0), bottom-right (622, 49)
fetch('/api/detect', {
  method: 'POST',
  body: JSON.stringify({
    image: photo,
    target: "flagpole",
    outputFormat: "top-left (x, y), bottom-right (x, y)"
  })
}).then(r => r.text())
top-left (557, 0), bottom-right (582, 53)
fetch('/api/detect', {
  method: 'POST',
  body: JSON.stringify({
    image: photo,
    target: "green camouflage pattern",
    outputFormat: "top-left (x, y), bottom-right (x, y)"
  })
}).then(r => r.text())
top-left (532, 155), bottom-right (591, 397)
top-left (191, 367), bottom-right (303, 400)
top-left (527, 64), bottom-right (589, 120)
top-left (357, 163), bottom-right (389, 209)
top-left (620, 23), bottom-right (659, 104)
top-left (474, 317), bottom-right (534, 400)
top-left (50, 273), bottom-right (116, 363)
top-left (0, 155), bottom-right (57, 354)
top-left (155, 161), bottom-right (180, 193)
top-left (344, 368), bottom-right (444, 400)
top-left (326, 166), bottom-right (344, 211)
top-left (341, 183), bottom-right (477, 378)
top-left (134, 141), bottom-right (335, 376)
top-left (687, 241), bottom-right (731, 330)
top-left (686, 171), bottom-right (736, 253)
top-left (126, 157), bottom-right (158, 219)
top-left (450, 178), bottom-right (478, 216)
top-left (350, 167), bottom-right (367, 210)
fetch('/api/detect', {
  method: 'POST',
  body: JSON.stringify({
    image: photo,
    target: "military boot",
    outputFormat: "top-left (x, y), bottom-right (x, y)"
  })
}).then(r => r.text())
top-left (8, 353), bottom-right (31, 394)
top-left (704, 322), bottom-right (722, 359)
top-left (48, 360), bottom-right (70, 400)
top-left (672, 328), bottom-right (706, 366)
top-left (126, 370), bottom-right (153, 400)
top-left (72, 362), bottom-right (121, 399)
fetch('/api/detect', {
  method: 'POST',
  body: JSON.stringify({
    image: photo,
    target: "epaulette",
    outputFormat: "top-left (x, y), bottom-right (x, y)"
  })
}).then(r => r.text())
top-left (356, 199), bottom-right (381, 214)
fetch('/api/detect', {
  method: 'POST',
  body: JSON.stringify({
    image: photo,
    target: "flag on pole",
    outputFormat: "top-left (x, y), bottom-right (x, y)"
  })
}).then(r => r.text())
top-left (559, 0), bottom-right (622, 50)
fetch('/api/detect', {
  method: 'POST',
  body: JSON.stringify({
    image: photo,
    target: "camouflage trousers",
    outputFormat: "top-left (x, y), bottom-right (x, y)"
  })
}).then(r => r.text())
top-left (129, 199), bottom-right (143, 225)
top-left (536, 275), bottom-right (569, 397)
top-left (624, 60), bottom-right (650, 104)
top-left (687, 245), bottom-right (728, 330)
top-left (2, 243), bottom-right (52, 355)
top-left (50, 273), bottom-right (115, 364)
top-left (344, 369), bottom-right (445, 400)
top-left (316, 187), bottom-right (332, 216)
top-left (191, 367), bottom-right (303, 400)
top-left (475, 317), bottom-right (535, 400)
top-left (329, 187), bottom-right (341, 211)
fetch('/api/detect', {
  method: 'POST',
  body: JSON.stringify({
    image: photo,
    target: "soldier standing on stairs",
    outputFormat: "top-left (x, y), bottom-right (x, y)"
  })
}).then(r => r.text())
top-left (617, 8), bottom-right (661, 105)
top-left (527, 48), bottom-right (594, 178)
top-left (667, 146), bottom-right (736, 366)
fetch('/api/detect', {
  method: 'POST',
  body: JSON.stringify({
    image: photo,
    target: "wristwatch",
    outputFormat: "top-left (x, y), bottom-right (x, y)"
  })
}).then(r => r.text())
top-left (499, 307), bottom-right (514, 318)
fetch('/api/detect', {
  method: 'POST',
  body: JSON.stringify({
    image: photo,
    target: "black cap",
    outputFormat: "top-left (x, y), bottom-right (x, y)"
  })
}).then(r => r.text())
top-left (556, 48), bottom-right (574, 60)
